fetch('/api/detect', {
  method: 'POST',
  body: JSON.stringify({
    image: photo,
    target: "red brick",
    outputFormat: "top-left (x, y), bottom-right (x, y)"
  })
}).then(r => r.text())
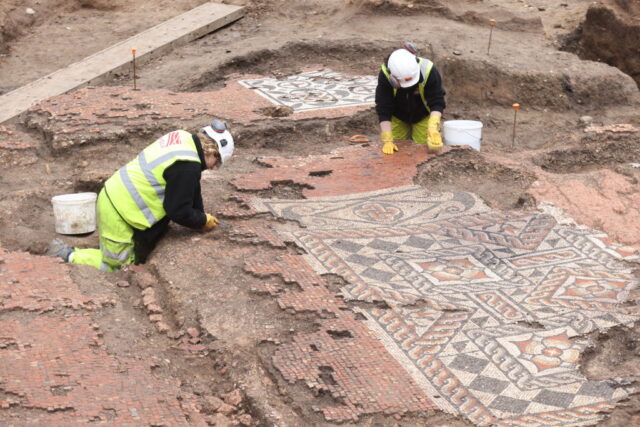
top-left (204, 396), bottom-right (224, 412)
top-left (185, 344), bottom-right (207, 352)
top-left (223, 389), bottom-right (243, 407)
top-left (217, 403), bottom-right (236, 415)
top-left (0, 252), bottom-right (107, 312)
top-left (245, 253), bottom-right (436, 422)
top-left (146, 304), bottom-right (163, 314)
top-left (26, 77), bottom-right (372, 152)
top-left (141, 286), bottom-right (156, 297)
top-left (0, 250), bottom-right (205, 425)
top-left (238, 413), bottom-right (254, 426)
top-left (156, 322), bottom-right (170, 334)
top-left (232, 141), bottom-right (433, 198)
top-left (149, 314), bottom-right (163, 323)
top-left (132, 270), bottom-right (156, 289)
top-left (142, 293), bottom-right (157, 306)
top-left (0, 125), bottom-right (34, 150)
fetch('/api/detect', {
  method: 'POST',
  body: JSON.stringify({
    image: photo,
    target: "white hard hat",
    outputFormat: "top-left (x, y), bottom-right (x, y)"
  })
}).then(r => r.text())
top-left (388, 49), bottom-right (420, 88)
top-left (202, 120), bottom-right (234, 165)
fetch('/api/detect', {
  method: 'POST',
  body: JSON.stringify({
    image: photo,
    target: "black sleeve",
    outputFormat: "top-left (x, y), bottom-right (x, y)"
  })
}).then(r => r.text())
top-left (193, 184), bottom-right (204, 212)
top-left (162, 161), bottom-right (207, 229)
top-left (424, 65), bottom-right (446, 113)
top-left (375, 70), bottom-right (395, 123)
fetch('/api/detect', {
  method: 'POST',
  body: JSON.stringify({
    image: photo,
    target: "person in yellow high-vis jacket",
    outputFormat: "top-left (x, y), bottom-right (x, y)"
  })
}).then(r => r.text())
top-left (47, 120), bottom-right (234, 272)
top-left (375, 44), bottom-right (446, 154)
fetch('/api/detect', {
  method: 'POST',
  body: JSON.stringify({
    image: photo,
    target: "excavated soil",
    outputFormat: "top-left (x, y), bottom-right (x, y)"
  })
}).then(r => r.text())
top-left (2, 0), bottom-right (640, 425)
top-left (178, 40), bottom-right (397, 92)
top-left (570, 0), bottom-right (640, 88)
top-left (579, 322), bottom-right (640, 425)
top-left (535, 133), bottom-right (640, 173)
top-left (581, 323), bottom-right (640, 381)
top-left (415, 148), bottom-right (537, 211)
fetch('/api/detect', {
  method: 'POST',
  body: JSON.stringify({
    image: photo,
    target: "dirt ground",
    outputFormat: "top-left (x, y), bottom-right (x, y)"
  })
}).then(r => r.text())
top-left (2, 0), bottom-right (640, 425)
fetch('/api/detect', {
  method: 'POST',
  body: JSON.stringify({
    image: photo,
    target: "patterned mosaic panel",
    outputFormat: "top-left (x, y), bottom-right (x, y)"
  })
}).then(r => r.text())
top-left (238, 69), bottom-right (376, 112)
top-left (253, 185), bottom-right (640, 426)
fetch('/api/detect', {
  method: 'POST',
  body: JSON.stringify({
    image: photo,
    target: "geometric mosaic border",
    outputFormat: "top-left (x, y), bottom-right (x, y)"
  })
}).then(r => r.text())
top-left (254, 185), bottom-right (640, 425)
top-left (239, 69), bottom-right (376, 112)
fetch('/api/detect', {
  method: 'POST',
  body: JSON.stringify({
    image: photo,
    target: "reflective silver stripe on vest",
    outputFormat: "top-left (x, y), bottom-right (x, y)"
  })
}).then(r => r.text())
top-left (100, 243), bottom-right (132, 263)
top-left (418, 58), bottom-right (433, 112)
top-left (120, 149), bottom-right (200, 226)
top-left (119, 166), bottom-right (157, 225)
top-left (99, 262), bottom-right (111, 272)
top-left (148, 150), bottom-right (200, 169)
top-left (419, 59), bottom-right (427, 84)
top-left (138, 152), bottom-right (165, 200)
top-left (138, 150), bottom-right (200, 200)
top-left (104, 248), bottom-right (131, 263)
top-left (419, 59), bottom-right (433, 86)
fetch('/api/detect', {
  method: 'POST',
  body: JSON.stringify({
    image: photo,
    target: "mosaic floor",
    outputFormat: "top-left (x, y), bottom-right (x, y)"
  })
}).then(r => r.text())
top-left (238, 69), bottom-right (376, 112)
top-left (252, 185), bottom-right (640, 426)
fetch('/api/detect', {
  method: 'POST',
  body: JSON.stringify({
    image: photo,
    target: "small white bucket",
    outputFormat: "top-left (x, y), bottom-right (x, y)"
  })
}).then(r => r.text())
top-left (443, 120), bottom-right (483, 151)
top-left (51, 192), bottom-right (97, 235)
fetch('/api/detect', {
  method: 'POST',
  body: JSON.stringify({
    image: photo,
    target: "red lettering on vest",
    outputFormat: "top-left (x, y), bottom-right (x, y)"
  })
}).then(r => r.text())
top-left (158, 131), bottom-right (183, 148)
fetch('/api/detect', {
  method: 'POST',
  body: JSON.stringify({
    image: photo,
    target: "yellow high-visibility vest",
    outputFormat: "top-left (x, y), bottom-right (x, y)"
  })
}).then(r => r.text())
top-left (104, 130), bottom-right (201, 230)
top-left (380, 57), bottom-right (434, 113)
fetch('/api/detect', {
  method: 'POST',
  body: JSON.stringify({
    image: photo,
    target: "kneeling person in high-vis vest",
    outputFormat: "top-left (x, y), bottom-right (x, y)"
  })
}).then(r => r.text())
top-left (47, 120), bottom-right (234, 272)
top-left (375, 43), bottom-right (447, 154)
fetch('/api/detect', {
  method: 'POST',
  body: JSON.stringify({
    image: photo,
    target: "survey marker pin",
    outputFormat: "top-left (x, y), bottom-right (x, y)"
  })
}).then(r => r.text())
top-left (487, 19), bottom-right (496, 55)
top-left (131, 48), bottom-right (138, 90)
top-left (512, 103), bottom-right (520, 149)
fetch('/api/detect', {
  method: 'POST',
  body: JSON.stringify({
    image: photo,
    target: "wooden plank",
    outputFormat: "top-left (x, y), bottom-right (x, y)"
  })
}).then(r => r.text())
top-left (0, 2), bottom-right (244, 124)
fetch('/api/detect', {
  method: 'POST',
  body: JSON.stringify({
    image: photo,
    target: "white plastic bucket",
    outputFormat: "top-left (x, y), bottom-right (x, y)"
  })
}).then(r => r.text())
top-left (51, 192), bottom-right (97, 235)
top-left (443, 120), bottom-right (483, 151)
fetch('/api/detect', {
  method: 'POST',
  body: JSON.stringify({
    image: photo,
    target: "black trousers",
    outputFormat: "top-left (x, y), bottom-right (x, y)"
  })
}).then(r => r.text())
top-left (133, 216), bottom-right (170, 264)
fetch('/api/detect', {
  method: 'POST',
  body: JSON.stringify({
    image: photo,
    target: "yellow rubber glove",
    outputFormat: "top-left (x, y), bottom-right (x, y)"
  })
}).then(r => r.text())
top-left (202, 213), bottom-right (219, 231)
top-left (427, 114), bottom-right (443, 152)
top-left (381, 130), bottom-right (398, 155)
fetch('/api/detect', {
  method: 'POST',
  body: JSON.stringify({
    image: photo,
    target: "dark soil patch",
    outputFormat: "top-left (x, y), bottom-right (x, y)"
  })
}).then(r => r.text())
top-left (235, 109), bottom-right (378, 154)
top-left (579, 322), bottom-right (640, 425)
top-left (581, 322), bottom-right (640, 382)
top-left (573, 1), bottom-right (640, 88)
top-left (534, 133), bottom-right (640, 173)
top-left (245, 180), bottom-right (309, 200)
top-left (74, 173), bottom-right (108, 194)
top-left (598, 394), bottom-right (640, 426)
top-left (321, 273), bottom-right (350, 294)
top-left (414, 148), bottom-right (536, 211)
top-left (257, 105), bottom-right (293, 118)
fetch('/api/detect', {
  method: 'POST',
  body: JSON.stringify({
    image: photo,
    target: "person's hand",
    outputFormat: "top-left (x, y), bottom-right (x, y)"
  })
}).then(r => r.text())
top-left (427, 114), bottom-right (443, 152)
top-left (381, 130), bottom-right (398, 155)
top-left (202, 213), bottom-right (219, 231)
